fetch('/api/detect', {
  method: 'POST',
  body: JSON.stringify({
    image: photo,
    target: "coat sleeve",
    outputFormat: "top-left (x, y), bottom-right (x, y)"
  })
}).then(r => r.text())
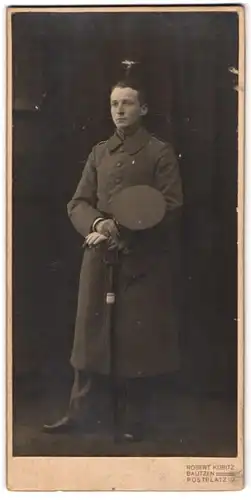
top-left (153, 143), bottom-right (183, 230)
top-left (154, 143), bottom-right (183, 210)
top-left (67, 149), bottom-right (104, 237)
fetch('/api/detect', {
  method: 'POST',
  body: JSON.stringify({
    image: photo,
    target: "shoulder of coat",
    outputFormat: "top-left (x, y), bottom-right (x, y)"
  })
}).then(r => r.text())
top-left (92, 139), bottom-right (108, 161)
top-left (148, 133), bottom-right (171, 151)
top-left (150, 133), bottom-right (166, 144)
top-left (148, 135), bottom-right (177, 162)
top-left (93, 139), bottom-right (108, 149)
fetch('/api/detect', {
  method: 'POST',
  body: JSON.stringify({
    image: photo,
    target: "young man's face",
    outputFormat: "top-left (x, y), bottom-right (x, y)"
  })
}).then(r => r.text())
top-left (110, 86), bottom-right (148, 131)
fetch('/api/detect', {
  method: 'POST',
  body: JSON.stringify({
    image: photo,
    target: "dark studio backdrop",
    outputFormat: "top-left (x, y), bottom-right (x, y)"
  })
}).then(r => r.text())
top-left (12, 11), bottom-right (238, 410)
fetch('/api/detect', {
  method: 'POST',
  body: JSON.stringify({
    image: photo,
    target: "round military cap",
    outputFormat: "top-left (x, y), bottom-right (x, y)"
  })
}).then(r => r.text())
top-left (110, 185), bottom-right (166, 230)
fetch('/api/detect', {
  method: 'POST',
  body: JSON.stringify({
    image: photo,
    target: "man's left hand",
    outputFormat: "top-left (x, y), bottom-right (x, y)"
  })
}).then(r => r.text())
top-left (85, 232), bottom-right (108, 248)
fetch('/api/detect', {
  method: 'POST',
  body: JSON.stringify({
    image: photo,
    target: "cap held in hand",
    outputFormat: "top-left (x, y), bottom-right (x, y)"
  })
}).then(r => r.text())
top-left (109, 185), bottom-right (166, 230)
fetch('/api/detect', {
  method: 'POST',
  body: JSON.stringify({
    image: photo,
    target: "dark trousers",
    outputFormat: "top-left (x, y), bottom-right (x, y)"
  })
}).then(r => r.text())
top-left (68, 369), bottom-right (149, 429)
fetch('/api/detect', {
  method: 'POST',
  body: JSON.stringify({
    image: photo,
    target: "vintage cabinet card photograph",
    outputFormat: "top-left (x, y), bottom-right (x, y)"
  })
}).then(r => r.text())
top-left (6, 4), bottom-right (244, 491)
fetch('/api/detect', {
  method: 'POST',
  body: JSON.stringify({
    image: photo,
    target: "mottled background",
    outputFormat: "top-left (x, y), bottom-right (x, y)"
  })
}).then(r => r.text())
top-left (12, 11), bottom-right (238, 456)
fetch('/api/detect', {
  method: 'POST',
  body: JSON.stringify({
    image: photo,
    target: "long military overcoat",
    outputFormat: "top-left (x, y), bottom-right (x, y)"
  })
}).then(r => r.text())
top-left (67, 126), bottom-right (183, 378)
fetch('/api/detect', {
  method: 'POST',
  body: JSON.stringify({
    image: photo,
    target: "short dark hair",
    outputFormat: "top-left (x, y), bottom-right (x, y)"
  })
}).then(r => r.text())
top-left (111, 79), bottom-right (147, 105)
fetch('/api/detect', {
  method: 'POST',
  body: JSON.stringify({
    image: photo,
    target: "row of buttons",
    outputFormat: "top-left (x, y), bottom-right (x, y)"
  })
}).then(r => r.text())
top-left (113, 158), bottom-right (136, 184)
top-left (116, 159), bottom-right (136, 167)
top-left (115, 161), bottom-right (122, 184)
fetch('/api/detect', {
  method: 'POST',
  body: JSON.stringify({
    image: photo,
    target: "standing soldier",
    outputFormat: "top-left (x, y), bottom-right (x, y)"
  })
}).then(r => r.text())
top-left (44, 65), bottom-right (183, 441)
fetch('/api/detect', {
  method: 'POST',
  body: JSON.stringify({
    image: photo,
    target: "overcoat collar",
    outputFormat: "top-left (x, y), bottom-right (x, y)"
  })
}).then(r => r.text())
top-left (107, 127), bottom-right (151, 155)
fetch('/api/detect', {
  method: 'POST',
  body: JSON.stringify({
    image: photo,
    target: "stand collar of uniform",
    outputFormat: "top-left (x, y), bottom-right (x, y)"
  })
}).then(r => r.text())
top-left (107, 126), bottom-right (151, 155)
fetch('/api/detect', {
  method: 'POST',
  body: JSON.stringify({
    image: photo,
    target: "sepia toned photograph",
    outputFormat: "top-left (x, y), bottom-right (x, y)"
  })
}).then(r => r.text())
top-left (7, 5), bottom-right (244, 491)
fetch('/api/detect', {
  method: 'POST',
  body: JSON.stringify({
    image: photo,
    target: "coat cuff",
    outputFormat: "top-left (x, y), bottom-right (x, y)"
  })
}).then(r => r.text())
top-left (92, 217), bottom-right (105, 232)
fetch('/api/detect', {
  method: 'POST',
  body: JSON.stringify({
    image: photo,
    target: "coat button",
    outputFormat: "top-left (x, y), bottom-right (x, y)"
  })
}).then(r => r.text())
top-left (115, 178), bottom-right (121, 184)
top-left (116, 162), bottom-right (122, 167)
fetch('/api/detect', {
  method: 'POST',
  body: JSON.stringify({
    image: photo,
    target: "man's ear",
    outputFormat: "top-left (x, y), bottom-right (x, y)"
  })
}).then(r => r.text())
top-left (140, 104), bottom-right (148, 116)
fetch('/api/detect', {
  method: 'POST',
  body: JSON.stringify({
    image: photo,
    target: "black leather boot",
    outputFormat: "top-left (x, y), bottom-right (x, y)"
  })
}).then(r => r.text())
top-left (114, 378), bottom-right (146, 443)
top-left (43, 371), bottom-right (91, 434)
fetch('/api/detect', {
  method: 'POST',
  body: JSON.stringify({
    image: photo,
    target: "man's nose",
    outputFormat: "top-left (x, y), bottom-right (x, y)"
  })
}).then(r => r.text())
top-left (117, 103), bottom-right (124, 114)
